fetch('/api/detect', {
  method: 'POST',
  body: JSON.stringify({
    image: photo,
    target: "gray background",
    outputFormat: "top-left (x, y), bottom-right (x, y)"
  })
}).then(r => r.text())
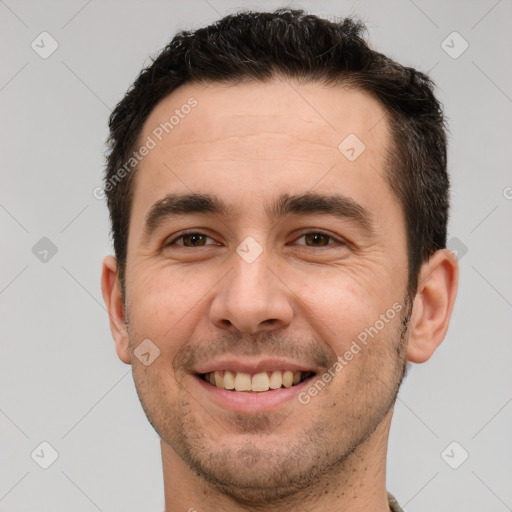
top-left (1, 0), bottom-right (511, 511)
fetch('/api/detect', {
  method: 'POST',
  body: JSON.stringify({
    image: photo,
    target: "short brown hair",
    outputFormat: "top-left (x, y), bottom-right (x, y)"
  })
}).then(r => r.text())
top-left (104, 9), bottom-right (449, 299)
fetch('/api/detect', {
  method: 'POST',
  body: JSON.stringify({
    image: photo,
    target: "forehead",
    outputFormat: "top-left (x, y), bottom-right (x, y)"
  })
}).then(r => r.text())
top-left (140, 79), bottom-right (389, 159)
top-left (130, 79), bottom-right (395, 234)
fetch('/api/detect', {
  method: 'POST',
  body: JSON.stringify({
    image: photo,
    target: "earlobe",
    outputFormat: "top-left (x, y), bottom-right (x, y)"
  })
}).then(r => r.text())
top-left (101, 255), bottom-right (131, 365)
top-left (406, 249), bottom-right (459, 364)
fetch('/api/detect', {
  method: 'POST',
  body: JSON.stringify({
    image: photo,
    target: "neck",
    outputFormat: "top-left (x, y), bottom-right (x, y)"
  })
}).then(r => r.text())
top-left (162, 409), bottom-right (393, 512)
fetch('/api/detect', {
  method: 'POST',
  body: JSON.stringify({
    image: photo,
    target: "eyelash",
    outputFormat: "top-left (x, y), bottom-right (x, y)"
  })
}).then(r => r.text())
top-left (166, 230), bottom-right (345, 248)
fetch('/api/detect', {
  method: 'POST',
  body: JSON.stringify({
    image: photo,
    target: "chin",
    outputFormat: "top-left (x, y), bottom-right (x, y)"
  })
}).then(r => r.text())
top-left (179, 430), bottom-right (344, 506)
top-left (194, 455), bottom-right (308, 504)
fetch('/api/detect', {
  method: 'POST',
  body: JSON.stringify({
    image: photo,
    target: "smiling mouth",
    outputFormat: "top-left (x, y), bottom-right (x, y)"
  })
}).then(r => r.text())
top-left (199, 370), bottom-right (315, 392)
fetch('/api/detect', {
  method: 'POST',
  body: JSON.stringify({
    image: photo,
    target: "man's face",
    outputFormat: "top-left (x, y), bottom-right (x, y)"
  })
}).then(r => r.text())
top-left (122, 80), bottom-right (411, 500)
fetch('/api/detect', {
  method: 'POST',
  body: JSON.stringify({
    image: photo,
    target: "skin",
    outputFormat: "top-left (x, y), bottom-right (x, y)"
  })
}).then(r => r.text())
top-left (101, 79), bottom-right (459, 512)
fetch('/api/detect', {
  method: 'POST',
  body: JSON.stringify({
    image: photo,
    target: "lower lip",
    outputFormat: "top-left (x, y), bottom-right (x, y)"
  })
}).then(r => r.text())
top-left (193, 375), bottom-right (313, 413)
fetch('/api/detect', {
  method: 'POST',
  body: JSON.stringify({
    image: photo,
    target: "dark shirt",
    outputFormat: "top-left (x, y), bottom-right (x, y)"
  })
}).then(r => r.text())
top-left (388, 492), bottom-right (404, 512)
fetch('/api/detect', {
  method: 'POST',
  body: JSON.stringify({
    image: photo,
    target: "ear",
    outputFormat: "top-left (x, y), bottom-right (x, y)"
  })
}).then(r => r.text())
top-left (101, 255), bottom-right (131, 364)
top-left (406, 249), bottom-right (459, 363)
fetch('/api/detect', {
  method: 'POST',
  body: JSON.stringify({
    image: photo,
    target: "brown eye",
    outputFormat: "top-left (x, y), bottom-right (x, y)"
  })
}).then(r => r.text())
top-left (181, 234), bottom-right (208, 247)
top-left (167, 232), bottom-right (216, 247)
top-left (304, 233), bottom-right (331, 246)
top-left (295, 231), bottom-right (341, 247)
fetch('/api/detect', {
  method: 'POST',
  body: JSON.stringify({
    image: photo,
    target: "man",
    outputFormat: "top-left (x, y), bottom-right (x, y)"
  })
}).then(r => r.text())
top-left (101, 9), bottom-right (458, 511)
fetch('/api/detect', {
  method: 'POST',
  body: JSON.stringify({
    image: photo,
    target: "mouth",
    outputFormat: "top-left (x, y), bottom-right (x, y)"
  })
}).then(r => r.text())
top-left (191, 359), bottom-right (321, 412)
top-left (198, 370), bottom-right (316, 392)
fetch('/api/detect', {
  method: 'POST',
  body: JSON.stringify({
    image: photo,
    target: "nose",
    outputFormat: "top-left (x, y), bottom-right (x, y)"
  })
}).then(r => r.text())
top-left (209, 247), bottom-right (294, 335)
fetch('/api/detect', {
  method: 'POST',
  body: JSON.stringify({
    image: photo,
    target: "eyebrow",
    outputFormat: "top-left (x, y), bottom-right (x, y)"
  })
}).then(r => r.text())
top-left (142, 191), bottom-right (374, 243)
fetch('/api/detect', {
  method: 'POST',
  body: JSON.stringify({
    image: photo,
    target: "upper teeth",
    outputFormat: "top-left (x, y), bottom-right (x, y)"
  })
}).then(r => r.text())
top-left (204, 370), bottom-right (309, 392)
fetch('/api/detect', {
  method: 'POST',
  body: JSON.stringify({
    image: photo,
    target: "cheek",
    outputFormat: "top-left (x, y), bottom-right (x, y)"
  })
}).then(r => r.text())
top-left (291, 266), bottom-right (392, 356)
top-left (131, 358), bottom-right (183, 433)
top-left (127, 265), bottom-right (210, 356)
